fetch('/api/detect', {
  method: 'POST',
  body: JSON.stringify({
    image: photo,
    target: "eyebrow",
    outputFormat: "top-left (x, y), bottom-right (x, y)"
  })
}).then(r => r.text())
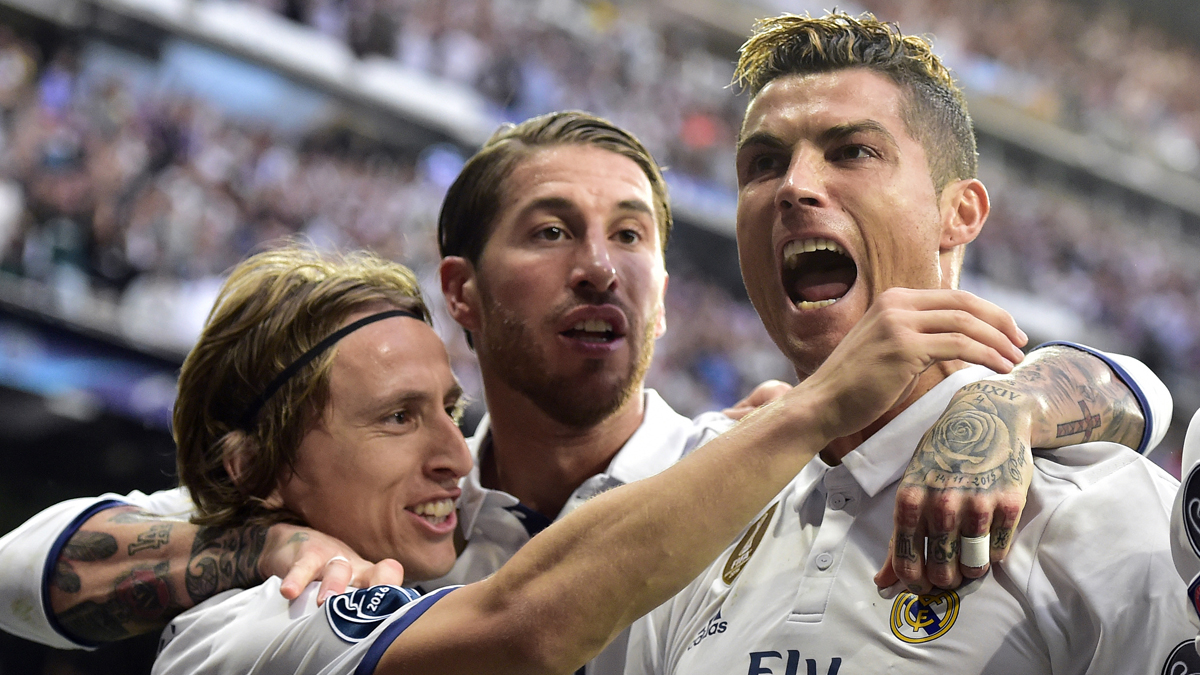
top-left (520, 196), bottom-right (655, 219)
top-left (737, 120), bottom-right (899, 153)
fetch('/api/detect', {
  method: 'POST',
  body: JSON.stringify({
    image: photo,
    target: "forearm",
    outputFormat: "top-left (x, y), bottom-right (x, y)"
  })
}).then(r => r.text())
top-left (983, 344), bottom-right (1145, 450)
top-left (49, 506), bottom-right (267, 643)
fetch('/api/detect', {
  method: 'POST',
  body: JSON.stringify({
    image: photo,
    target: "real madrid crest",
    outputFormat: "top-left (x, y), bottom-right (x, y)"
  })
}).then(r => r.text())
top-left (722, 502), bottom-right (778, 585)
top-left (890, 589), bottom-right (960, 644)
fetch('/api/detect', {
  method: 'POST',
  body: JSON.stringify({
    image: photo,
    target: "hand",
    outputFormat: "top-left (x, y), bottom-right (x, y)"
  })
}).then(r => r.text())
top-left (876, 378), bottom-right (1034, 593)
top-left (260, 523), bottom-right (405, 604)
top-left (722, 380), bottom-right (793, 420)
top-left (802, 288), bottom-right (1028, 441)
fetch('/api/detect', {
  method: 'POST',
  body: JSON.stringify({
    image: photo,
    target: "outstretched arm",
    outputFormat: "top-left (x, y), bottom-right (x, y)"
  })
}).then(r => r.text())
top-left (374, 288), bottom-right (1027, 675)
top-left (883, 343), bottom-right (1155, 592)
top-left (46, 506), bottom-right (401, 645)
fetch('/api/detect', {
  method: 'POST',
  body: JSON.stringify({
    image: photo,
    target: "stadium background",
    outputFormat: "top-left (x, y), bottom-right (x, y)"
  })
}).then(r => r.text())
top-left (0, 0), bottom-right (1197, 671)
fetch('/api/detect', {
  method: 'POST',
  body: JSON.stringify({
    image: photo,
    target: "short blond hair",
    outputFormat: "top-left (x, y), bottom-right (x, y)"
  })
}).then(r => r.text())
top-left (735, 12), bottom-right (977, 191)
top-left (174, 244), bottom-right (430, 528)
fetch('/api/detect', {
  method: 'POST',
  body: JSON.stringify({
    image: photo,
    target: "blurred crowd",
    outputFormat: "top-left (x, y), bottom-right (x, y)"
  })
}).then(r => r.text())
top-left (1, 0), bottom-right (1199, 419)
top-left (0, 27), bottom-right (795, 415)
top-left (240, 0), bottom-right (1200, 182)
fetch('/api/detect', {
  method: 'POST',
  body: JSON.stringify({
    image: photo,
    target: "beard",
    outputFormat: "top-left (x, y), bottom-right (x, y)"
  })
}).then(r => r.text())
top-left (474, 291), bottom-right (656, 429)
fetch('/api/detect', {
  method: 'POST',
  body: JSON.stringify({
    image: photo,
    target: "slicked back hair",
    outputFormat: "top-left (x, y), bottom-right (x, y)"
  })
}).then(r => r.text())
top-left (174, 244), bottom-right (430, 529)
top-left (735, 12), bottom-right (977, 192)
top-left (437, 110), bottom-right (672, 266)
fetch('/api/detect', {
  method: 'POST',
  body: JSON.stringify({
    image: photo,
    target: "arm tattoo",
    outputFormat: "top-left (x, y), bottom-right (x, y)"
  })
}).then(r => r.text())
top-left (1009, 345), bottom-right (1144, 449)
top-left (902, 389), bottom-right (1028, 493)
top-left (49, 507), bottom-right (272, 644)
top-left (53, 531), bottom-right (119, 595)
top-left (128, 524), bottom-right (173, 556)
top-left (56, 561), bottom-right (176, 643)
top-left (184, 525), bottom-right (268, 604)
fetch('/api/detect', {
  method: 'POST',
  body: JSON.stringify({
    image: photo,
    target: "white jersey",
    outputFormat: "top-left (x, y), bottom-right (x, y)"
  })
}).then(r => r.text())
top-left (627, 364), bottom-right (1189, 675)
top-left (152, 577), bottom-right (458, 675)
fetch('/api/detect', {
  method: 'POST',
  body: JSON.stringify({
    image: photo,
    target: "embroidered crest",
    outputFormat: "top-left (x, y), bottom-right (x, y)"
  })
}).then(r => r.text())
top-left (890, 589), bottom-right (960, 644)
top-left (325, 585), bottom-right (421, 643)
top-left (722, 502), bottom-right (778, 585)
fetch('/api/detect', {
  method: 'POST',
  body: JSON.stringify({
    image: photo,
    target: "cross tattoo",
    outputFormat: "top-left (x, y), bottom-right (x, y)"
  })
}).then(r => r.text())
top-left (1056, 400), bottom-right (1101, 442)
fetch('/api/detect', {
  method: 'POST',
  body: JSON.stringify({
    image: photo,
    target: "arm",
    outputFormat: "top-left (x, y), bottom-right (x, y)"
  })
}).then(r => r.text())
top-left (44, 507), bottom-right (402, 645)
top-left (372, 288), bottom-right (1027, 675)
top-left (884, 343), bottom-right (1157, 592)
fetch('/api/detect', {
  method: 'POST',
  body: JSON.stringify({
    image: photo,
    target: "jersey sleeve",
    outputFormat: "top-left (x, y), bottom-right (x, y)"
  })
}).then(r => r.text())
top-left (0, 487), bottom-right (195, 649)
top-left (153, 579), bottom-right (458, 675)
top-left (1034, 341), bottom-right (1171, 454)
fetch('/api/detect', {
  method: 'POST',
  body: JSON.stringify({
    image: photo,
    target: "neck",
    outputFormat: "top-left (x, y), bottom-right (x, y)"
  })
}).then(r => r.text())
top-left (818, 359), bottom-right (967, 465)
top-left (479, 377), bottom-right (647, 519)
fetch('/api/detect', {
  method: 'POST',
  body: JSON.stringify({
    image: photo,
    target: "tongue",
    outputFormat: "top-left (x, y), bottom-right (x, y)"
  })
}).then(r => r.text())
top-left (793, 269), bottom-right (854, 303)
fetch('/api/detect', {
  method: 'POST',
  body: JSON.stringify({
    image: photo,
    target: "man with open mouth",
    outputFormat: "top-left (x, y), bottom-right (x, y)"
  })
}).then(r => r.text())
top-left (626, 12), bottom-right (1191, 675)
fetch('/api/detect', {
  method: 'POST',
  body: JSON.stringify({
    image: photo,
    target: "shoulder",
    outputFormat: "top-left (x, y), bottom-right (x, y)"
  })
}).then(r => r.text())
top-left (156, 581), bottom-right (458, 675)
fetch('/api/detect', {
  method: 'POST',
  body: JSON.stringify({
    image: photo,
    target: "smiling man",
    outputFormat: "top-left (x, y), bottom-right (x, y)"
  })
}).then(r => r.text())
top-left (625, 13), bottom-right (1193, 674)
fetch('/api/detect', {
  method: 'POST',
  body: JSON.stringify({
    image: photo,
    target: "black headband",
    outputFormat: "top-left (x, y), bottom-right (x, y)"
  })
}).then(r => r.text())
top-left (237, 309), bottom-right (424, 430)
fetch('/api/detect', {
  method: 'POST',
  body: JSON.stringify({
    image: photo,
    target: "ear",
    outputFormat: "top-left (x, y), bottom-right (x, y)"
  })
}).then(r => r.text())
top-left (938, 179), bottom-right (988, 287)
top-left (439, 256), bottom-right (482, 333)
top-left (222, 432), bottom-right (284, 509)
top-left (939, 178), bottom-right (989, 250)
top-left (653, 272), bottom-right (669, 339)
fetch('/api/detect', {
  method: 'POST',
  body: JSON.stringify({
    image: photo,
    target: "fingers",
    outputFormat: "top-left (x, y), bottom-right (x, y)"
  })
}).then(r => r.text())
top-left (897, 288), bottom-right (1028, 350)
top-left (959, 506), bottom-right (993, 580)
top-left (990, 493), bottom-right (1024, 564)
top-left (924, 493), bottom-right (963, 590)
top-left (316, 556), bottom-right (355, 605)
top-left (360, 559), bottom-right (405, 588)
top-left (279, 551), bottom-right (329, 600)
top-left (874, 538), bottom-right (900, 588)
top-left (891, 488), bottom-right (928, 593)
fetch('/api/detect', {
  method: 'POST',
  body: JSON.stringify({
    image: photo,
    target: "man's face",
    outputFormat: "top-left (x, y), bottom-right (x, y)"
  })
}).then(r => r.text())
top-left (735, 68), bottom-right (951, 378)
top-left (274, 312), bottom-right (472, 581)
top-left (457, 144), bottom-right (668, 428)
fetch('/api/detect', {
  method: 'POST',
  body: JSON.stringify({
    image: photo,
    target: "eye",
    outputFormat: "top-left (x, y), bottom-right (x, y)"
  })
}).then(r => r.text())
top-left (830, 144), bottom-right (875, 161)
top-left (535, 225), bottom-right (567, 241)
top-left (614, 228), bottom-right (641, 245)
top-left (390, 409), bottom-right (413, 426)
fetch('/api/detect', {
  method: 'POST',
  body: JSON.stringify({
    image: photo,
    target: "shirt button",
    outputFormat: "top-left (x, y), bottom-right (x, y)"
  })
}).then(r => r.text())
top-left (829, 493), bottom-right (847, 510)
top-left (815, 552), bottom-right (834, 570)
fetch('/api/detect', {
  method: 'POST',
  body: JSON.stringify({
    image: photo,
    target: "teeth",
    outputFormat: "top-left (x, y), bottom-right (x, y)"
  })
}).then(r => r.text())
top-left (796, 298), bottom-right (837, 310)
top-left (411, 498), bottom-right (455, 521)
top-left (571, 319), bottom-right (614, 333)
top-left (783, 238), bottom-right (846, 268)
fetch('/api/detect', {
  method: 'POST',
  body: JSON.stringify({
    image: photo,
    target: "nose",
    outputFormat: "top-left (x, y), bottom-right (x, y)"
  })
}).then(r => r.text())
top-left (775, 150), bottom-right (826, 212)
top-left (569, 229), bottom-right (618, 293)
top-left (427, 410), bottom-right (474, 484)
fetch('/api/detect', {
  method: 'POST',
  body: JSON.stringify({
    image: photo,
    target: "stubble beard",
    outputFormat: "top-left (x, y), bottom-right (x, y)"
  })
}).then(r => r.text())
top-left (475, 296), bottom-right (655, 429)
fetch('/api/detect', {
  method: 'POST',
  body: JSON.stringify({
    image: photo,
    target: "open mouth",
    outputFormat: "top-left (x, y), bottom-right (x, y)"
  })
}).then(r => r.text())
top-left (782, 238), bottom-right (857, 309)
top-left (407, 498), bottom-right (455, 526)
top-left (561, 318), bottom-right (619, 344)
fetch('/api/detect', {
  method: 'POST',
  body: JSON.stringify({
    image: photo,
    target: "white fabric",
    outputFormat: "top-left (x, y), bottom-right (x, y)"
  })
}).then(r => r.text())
top-left (626, 365), bottom-right (1191, 675)
top-left (0, 488), bottom-right (193, 650)
top-left (152, 578), bottom-right (455, 675)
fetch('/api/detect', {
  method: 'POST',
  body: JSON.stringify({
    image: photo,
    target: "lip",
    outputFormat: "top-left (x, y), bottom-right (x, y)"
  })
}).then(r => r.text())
top-left (555, 304), bottom-right (629, 355)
